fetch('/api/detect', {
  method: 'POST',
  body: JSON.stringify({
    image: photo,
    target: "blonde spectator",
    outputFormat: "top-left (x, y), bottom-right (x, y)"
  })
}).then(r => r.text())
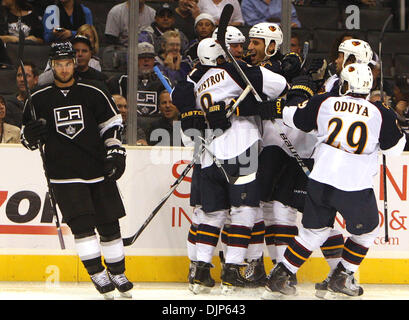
top-left (77, 24), bottom-right (101, 71)
top-left (0, 96), bottom-right (20, 144)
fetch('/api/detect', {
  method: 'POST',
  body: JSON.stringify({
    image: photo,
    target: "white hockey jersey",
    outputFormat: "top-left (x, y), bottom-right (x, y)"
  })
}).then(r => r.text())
top-left (187, 62), bottom-right (287, 169)
top-left (283, 92), bottom-right (406, 191)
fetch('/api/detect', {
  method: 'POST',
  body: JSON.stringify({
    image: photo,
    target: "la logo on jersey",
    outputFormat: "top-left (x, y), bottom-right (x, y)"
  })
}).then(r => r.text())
top-left (54, 105), bottom-right (84, 139)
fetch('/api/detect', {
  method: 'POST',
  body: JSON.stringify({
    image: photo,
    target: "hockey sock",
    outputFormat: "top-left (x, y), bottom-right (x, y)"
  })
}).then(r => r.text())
top-left (340, 238), bottom-right (369, 273)
top-left (196, 224), bottom-right (221, 263)
top-left (246, 220), bottom-right (265, 261)
top-left (220, 224), bottom-right (230, 258)
top-left (74, 232), bottom-right (104, 275)
top-left (100, 232), bottom-right (126, 275)
top-left (320, 231), bottom-right (344, 275)
top-left (187, 223), bottom-right (198, 261)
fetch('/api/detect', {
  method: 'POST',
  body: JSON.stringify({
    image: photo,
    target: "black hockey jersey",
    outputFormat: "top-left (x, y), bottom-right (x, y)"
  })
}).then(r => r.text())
top-left (22, 79), bottom-right (122, 183)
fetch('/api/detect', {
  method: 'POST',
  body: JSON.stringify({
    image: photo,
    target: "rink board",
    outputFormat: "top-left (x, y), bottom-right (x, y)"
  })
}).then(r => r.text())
top-left (1, 144), bottom-right (409, 284)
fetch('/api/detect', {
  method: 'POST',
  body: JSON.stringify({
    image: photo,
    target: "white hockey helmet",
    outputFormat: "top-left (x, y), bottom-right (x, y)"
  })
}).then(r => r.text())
top-left (212, 26), bottom-right (246, 44)
top-left (197, 38), bottom-right (226, 66)
top-left (338, 39), bottom-right (373, 68)
top-left (248, 22), bottom-right (283, 57)
top-left (339, 63), bottom-right (373, 96)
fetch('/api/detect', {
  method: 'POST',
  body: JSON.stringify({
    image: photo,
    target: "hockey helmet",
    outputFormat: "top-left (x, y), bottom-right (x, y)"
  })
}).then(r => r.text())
top-left (339, 63), bottom-right (373, 96)
top-left (49, 41), bottom-right (76, 61)
top-left (212, 26), bottom-right (246, 44)
top-left (338, 39), bottom-right (373, 68)
top-left (248, 22), bottom-right (283, 57)
top-left (197, 38), bottom-right (226, 66)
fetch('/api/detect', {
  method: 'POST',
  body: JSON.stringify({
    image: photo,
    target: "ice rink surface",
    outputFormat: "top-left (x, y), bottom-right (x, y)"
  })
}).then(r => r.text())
top-left (0, 281), bottom-right (408, 300)
top-left (1, 282), bottom-right (407, 318)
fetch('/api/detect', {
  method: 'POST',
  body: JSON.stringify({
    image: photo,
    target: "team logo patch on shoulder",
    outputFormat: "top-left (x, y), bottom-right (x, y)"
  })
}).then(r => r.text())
top-left (54, 105), bottom-right (84, 139)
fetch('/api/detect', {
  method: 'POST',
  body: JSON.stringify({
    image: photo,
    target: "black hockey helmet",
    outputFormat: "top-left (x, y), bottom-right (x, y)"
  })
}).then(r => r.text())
top-left (49, 41), bottom-right (76, 60)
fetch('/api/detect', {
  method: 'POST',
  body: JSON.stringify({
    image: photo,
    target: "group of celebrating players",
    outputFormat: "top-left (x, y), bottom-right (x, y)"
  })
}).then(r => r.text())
top-left (171, 21), bottom-right (406, 299)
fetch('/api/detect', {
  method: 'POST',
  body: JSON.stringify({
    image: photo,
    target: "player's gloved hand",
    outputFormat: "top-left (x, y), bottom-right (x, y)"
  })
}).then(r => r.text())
top-left (257, 98), bottom-right (285, 120)
top-left (205, 101), bottom-right (231, 136)
top-left (22, 118), bottom-right (48, 149)
top-left (307, 58), bottom-right (327, 83)
top-left (180, 110), bottom-right (206, 133)
top-left (103, 146), bottom-right (126, 181)
top-left (287, 75), bottom-right (317, 105)
top-left (281, 52), bottom-right (302, 82)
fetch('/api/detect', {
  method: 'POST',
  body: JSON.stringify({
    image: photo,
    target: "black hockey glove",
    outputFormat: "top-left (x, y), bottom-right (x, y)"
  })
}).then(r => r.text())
top-left (287, 75), bottom-right (317, 105)
top-left (257, 98), bottom-right (285, 120)
top-left (205, 101), bottom-right (231, 136)
top-left (22, 118), bottom-right (48, 150)
top-left (103, 146), bottom-right (126, 181)
top-left (180, 110), bottom-right (206, 133)
top-left (307, 58), bottom-right (328, 87)
top-left (281, 52), bottom-right (302, 82)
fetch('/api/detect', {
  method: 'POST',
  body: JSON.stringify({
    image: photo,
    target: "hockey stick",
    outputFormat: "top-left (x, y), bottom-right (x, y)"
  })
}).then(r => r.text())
top-left (122, 84), bottom-right (253, 246)
top-left (300, 41), bottom-right (310, 69)
top-left (217, 4), bottom-right (310, 176)
top-left (379, 14), bottom-right (393, 243)
top-left (17, 29), bottom-right (66, 249)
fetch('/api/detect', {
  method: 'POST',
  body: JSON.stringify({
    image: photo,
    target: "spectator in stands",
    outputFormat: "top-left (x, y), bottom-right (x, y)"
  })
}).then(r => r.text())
top-left (155, 30), bottom-right (191, 86)
top-left (77, 24), bottom-right (101, 71)
top-left (105, 0), bottom-right (155, 46)
top-left (147, 89), bottom-right (180, 146)
top-left (38, 35), bottom-right (107, 85)
top-left (241, 0), bottom-right (301, 27)
top-left (197, 0), bottom-right (244, 26)
top-left (185, 13), bottom-right (216, 67)
top-left (112, 94), bottom-right (148, 146)
top-left (0, 0), bottom-right (44, 44)
top-left (173, 0), bottom-right (201, 43)
top-left (0, 95), bottom-right (20, 143)
top-left (393, 76), bottom-right (409, 119)
top-left (106, 42), bottom-right (169, 117)
top-left (140, 3), bottom-right (189, 54)
top-left (4, 61), bottom-right (38, 128)
top-left (42, 0), bottom-right (93, 44)
top-left (290, 32), bottom-right (301, 55)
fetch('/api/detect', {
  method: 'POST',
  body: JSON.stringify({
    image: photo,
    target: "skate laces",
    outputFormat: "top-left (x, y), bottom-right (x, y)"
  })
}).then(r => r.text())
top-left (91, 270), bottom-right (112, 287)
top-left (109, 272), bottom-right (130, 286)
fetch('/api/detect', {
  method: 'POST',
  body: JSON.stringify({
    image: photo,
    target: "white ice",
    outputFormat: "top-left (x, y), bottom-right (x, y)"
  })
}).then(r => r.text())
top-left (0, 282), bottom-right (408, 300)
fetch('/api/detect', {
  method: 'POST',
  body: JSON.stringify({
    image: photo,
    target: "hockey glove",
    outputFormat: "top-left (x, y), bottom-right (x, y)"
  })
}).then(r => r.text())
top-left (103, 146), bottom-right (126, 181)
top-left (22, 118), bottom-right (48, 150)
top-left (205, 101), bottom-right (231, 137)
top-left (281, 52), bottom-right (303, 82)
top-left (180, 110), bottom-right (206, 133)
top-left (307, 58), bottom-right (327, 87)
top-left (257, 98), bottom-right (285, 120)
top-left (287, 75), bottom-right (317, 105)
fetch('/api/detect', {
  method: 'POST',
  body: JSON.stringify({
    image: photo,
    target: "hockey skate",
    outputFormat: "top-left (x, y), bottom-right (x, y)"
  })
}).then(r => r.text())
top-left (191, 261), bottom-right (215, 294)
top-left (187, 261), bottom-right (198, 292)
top-left (244, 256), bottom-right (267, 288)
top-left (90, 269), bottom-right (115, 300)
top-left (107, 270), bottom-right (134, 298)
top-left (220, 263), bottom-right (252, 295)
top-left (315, 276), bottom-right (330, 299)
top-left (328, 263), bottom-right (364, 297)
top-left (262, 262), bottom-right (297, 299)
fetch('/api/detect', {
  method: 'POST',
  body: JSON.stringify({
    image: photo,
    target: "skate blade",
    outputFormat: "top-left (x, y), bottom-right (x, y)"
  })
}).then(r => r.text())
top-left (315, 289), bottom-right (328, 299)
top-left (220, 283), bottom-right (238, 295)
top-left (191, 283), bottom-right (212, 295)
top-left (327, 289), bottom-right (363, 300)
top-left (102, 292), bottom-right (115, 300)
top-left (261, 287), bottom-right (282, 300)
top-left (119, 291), bottom-right (132, 298)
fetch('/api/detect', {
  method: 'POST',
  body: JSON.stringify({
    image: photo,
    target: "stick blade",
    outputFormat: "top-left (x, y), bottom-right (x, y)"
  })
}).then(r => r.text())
top-left (217, 4), bottom-right (234, 50)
